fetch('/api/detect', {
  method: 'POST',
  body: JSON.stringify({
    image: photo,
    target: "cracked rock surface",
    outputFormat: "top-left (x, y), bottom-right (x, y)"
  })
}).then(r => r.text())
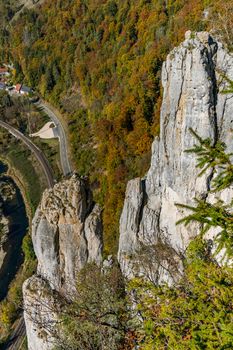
top-left (23, 175), bottom-right (103, 350)
top-left (118, 32), bottom-right (233, 284)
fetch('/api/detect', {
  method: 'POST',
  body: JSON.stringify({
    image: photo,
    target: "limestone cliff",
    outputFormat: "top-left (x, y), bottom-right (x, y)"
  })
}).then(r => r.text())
top-left (23, 175), bottom-right (103, 350)
top-left (0, 178), bottom-right (16, 278)
top-left (118, 31), bottom-right (233, 284)
top-left (23, 31), bottom-right (233, 349)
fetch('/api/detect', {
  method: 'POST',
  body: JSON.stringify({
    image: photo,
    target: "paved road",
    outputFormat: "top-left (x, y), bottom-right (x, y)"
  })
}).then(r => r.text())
top-left (0, 101), bottom-right (70, 349)
top-left (0, 120), bottom-right (54, 188)
top-left (3, 317), bottom-right (26, 350)
top-left (35, 101), bottom-right (72, 176)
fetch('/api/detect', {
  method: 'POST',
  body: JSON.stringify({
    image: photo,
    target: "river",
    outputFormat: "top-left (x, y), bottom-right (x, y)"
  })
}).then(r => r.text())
top-left (0, 161), bottom-right (28, 301)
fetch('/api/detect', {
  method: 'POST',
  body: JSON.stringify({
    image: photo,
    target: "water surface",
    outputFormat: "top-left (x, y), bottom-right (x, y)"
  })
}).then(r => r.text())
top-left (0, 161), bottom-right (28, 301)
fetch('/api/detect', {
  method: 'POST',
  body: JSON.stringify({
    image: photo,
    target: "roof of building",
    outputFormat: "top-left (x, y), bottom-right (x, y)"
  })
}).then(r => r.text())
top-left (21, 85), bottom-right (31, 93)
top-left (15, 83), bottom-right (22, 92)
top-left (0, 67), bottom-right (8, 74)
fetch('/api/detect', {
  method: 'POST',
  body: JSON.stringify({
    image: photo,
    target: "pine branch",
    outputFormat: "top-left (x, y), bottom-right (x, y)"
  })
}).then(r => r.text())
top-left (186, 128), bottom-right (233, 191)
top-left (176, 198), bottom-right (233, 259)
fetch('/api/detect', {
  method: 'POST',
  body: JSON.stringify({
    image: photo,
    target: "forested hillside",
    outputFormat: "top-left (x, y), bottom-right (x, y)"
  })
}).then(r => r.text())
top-left (0, 0), bottom-right (232, 253)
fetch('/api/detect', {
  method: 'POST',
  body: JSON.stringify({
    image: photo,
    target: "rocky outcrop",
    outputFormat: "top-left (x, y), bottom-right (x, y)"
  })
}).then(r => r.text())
top-left (0, 180), bottom-right (14, 285)
top-left (23, 276), bottom-right (61, 350)
top-left (23, 31), bottom-right (233, 349)
top-left (118, 31), bottom-right (233, 284)
top-left (23, 175), bottom-right (103, 350)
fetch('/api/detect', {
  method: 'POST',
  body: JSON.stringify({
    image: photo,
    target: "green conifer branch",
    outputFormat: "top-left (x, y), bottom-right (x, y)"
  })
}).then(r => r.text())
top-left (177, 128), bottom-right (233, 259)
top-left (185, 128), bottom-right (233, 191)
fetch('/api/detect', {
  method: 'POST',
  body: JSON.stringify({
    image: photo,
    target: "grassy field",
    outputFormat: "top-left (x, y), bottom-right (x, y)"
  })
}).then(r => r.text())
top-left (6, 145), bottom-right (43, 213)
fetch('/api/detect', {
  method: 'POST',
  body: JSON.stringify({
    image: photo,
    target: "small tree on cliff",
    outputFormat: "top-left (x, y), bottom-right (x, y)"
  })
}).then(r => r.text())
top-left (55, 262), bottom-right (129, 350)
top-left (129, 237), bottom-right (233, 350)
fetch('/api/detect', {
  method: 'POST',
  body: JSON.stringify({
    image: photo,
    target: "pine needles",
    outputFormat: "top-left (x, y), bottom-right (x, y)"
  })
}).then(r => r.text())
top-left (176, 128), bottom-right (233, 260)
top-left (186, 128), bottom-right (233, 191)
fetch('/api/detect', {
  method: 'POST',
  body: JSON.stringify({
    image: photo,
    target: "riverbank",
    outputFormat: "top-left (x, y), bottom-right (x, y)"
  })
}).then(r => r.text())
top-left (0, 159), bottom-right (37, 346)
top-left (1, 157), bottom-right (33, 225)
top-left (0, 165), bottom-right (29, 301)
top-left (0, 156), bottom-right (40, 224)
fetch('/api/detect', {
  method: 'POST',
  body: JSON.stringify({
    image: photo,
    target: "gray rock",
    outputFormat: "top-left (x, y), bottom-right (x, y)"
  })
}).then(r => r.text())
top-left (31, 174), bottom-right (102, 293)
top-left (85, 204), bottom-right (103, 264)
top-left (118, 32), bottom-right (233, 283)
top-left (0, 206), bottom-right (9, 268)
top-left (102, 255), bottom-right (114, 271)
top-left (23, 174), bottom-right (103, 349)
top-left (23, 276), bottom-right (60, 350)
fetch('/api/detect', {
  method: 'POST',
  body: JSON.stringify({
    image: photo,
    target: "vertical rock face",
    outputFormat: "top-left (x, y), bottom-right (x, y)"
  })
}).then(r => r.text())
top-left (0, 191), bottom-right (10, 270)
top-left (23, 175), bottom-right (103, 350)
top-left (23, 32), bottom-right (233, 349)
top-left (118, 32), bottom-right (233, 284)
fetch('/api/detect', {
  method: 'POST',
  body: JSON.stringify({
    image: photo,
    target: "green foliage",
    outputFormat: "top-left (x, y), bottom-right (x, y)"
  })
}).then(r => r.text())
top-left (186, 128), bottom-right (233, 191)
top-left (131, 123), bottom-right (233, 349)
top-left (1, 0), bottom-right (219, 253)
top-left (6, 146), bottom-right (42, 212)
top-left (221, 74), bottom-right (233, 94)
top-left (208, 0), bottom-right (233, 50)
top-left (0, 2), bottom-right (232, 348)
top-left (56, 263), bottom-right (128, 350)
top-left (130, 239), bottom-right (233, 350)
top-left (0, 1), bottom-right (232, 253)
top-left (0, 94), bottom-right (61, 211)
top-left (22, 233), bottom-right (36, 261)
top-left (68, 109), bottom-right (95, 176)
top-left (176, 128), bottom-right (233, 260)
top-left (177, 199), bottom-right (233, 258)
top-left (0, 232), bottom-right (37, 340)
top-left (0, 300), bottom-right (17, 328)
top-left (0, 0), bottom-right (229, 252)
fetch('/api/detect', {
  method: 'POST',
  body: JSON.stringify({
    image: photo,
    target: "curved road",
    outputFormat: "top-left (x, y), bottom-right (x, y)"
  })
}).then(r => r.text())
top-left (35, 101), bottom-right (72, 176)
top-left (0, 118), bottom-right (54, 349)
top-left (0, 120), bottom-right (54, 188)
top-left (0, 120), bottom-right (54, 348)
top-left (0, 101), bottom-right (71, 348)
